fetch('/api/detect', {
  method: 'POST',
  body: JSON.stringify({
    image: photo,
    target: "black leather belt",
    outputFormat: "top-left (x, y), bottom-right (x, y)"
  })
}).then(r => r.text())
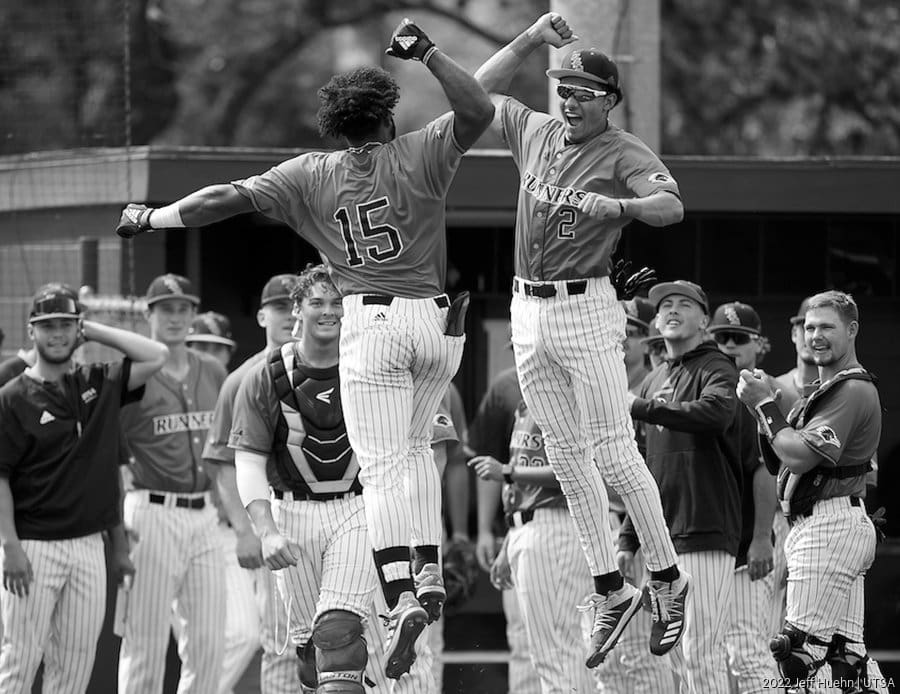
top-left (792, 495), bottom-right (861, 523)
top-left (505, 509), bottom-right (535, 529)
top-left (362, 294), bottom-right (450, 308)
top-left (273, 489), bottom-right (358, 502)
top-left (512, 278), bottom-right (587, 298)
top-left (148, 492), bottom-right (206, 510)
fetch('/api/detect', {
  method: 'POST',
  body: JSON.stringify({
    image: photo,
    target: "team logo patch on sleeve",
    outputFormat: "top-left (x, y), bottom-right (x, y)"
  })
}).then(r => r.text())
top-left (433, 413), bottom-right (451, 427)
top-left (814, 425), bottom-right (841, 448)
top-left (648, 172), bottom-right (672, 184)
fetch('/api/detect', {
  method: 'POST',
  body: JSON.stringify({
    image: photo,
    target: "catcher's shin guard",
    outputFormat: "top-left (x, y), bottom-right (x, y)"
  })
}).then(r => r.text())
top-left (825, 635), bottom-right (878, 693)
top-left (312, 610), bottom-right (368, 693)
top-left (770, 624), bottom-right (825, 687)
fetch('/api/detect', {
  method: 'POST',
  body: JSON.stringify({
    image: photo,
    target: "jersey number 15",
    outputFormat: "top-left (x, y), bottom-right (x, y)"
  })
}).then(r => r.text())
top-left (334, 197), bottom-right (404, 267)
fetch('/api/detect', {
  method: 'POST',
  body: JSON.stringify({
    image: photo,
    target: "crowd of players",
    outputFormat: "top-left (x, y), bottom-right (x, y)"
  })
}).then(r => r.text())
top-left (0, 9), bottom-right (892, 694)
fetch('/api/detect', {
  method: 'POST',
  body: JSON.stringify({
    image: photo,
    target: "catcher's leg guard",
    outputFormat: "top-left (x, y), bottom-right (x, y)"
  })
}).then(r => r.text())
top-left (769, 624), bottom-right (824, 687)
top-left (825, 635), bottom-right (877, 693)
top-left (312, 610), bottom-right (367, 693)
top-left (296, 640), bottom-right (318, 694)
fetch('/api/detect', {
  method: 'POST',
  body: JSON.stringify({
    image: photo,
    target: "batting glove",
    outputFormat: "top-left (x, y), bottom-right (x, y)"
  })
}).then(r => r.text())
top-left (611, 259), bottom-right (657, 300)
top-left (385, 18), bottom-right (437, 64)
top-left (116, 203), bottom-right (153, 239)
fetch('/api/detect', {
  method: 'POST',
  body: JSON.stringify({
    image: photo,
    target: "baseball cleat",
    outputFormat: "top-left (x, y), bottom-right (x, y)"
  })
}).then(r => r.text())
top-left (578, 583), bottom-right (643, 668)
top-left (381, 591), bottom-right (429, 679)
top-left (647, 570), bottom-right (691, 655)
top-left (413, 562), bottom-right (446, 623)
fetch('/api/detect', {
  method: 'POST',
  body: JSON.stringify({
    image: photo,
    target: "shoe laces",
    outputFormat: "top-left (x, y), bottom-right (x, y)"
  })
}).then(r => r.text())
top-left (648, 581), bottom-right (684, 624)
top-left (576, 593), bottom-right (619, 635)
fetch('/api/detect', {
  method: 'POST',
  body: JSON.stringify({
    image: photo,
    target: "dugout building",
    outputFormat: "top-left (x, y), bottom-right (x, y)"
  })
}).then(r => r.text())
top-left (1, 148), bottom-right (898, 690)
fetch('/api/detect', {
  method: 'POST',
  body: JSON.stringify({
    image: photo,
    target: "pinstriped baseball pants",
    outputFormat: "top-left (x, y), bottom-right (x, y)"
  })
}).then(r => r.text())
top-left (725, 567), bottom-right (778, 694)
top-left (0, 533), bottom-right (106, 694)
top-left (339, 295), bottom-right (464, 582)
top-left (511, 277), bottom-right (678, 576)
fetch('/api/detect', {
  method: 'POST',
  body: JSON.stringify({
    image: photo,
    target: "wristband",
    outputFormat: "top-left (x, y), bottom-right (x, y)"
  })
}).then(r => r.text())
top-left (421, 45), bottom-right (438, 67)
top-left (149, 203), bottom-right (185, 229)
top-left (755, 398), bottom-right (791, 442)
top-left (503, 464), bottom-right (514, 484)
top-left (617, 200), bottom-right (626, 218)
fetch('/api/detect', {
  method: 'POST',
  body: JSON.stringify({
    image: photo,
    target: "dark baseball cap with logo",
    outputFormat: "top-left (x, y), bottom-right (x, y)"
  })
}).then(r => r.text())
top-left (648, 280), bottom-right (709, 314)
top-left (260, 274), bottom-right (298, 306)
top-left (145, 273), bottom-right (200, 307)
top-left (622, 297), bottom-right (656, 333)
top-left (547, 48), bottom-right (623, 99)
top-left (29, 283), bottom-right (83, 323)
top-left (789, 297), bottom-right (813, 325)
top-left (185, 312), bottom-right (237, 348)
top-left (708, 301), bottom-right (762, 336)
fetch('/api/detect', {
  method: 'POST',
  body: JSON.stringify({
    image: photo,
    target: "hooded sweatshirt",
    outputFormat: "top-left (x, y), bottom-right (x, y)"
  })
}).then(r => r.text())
top-left (620, 341), bottom-right (742, 556)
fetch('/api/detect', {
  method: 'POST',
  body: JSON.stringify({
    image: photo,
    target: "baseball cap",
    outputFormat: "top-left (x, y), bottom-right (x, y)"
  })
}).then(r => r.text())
top-left (261, 274), bottom-right (298, 306)
top-left (789, 297), bottom-right (813, 325)
top-left (640, 324), bottom-right (665, 348)
top-left (546, 48), bottom-right (622, 98)
top-left (648, 280), bottom-right (709, 314)
top-left (622, 297), bottom-right (656, 333)
top-left (708, 301), bottom-right (762, 335)
top-left (185, 312), bottom-right (236, 348)
top-left (145, 273), bottom-right (200, 307)
top-left (29, 283), bottom-right (83, 323)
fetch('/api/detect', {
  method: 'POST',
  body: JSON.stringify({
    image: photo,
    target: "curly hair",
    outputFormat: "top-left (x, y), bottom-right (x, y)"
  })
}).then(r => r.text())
top-left (290, 263), bottom-right (338, 306)
top-left (316, 66), bottom-right (400, 140)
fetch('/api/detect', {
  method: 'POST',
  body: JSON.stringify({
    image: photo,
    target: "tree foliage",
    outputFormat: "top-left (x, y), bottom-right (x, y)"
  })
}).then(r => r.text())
top-left (1, 0), bottom-right (898, 155)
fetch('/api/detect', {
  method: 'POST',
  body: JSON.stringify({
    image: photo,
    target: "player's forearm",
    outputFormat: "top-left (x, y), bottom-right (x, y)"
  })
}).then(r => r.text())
top-left (427, 51), bottom-right (494, 149)
top-left (751, 464), bottom-right (777, 540)
top-left (475, 29), bottom-right (544, 94)
top-left (82, 321), bottom-right (169, 367)
top-left (631, 390), bottom-right (736, 433)
top-left (621, 191), bottom-right (684, 227)
top-left (151, 185), bottom-right (254, 229)
top-left (0, 478), bottom-right (21, 547)
top-left (476, 477), bottom-right (502, 533)
top-left (213, 462), bottom-right (255, 535)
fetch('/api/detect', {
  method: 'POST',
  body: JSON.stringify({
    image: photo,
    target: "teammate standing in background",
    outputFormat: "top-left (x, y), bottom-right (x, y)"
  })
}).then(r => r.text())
top-left (186, 311), bottom-right (238, 370)
top-left (738, 291), bottom-right (890, 694)
top-left (118, 273), bottom-right (228, 694)
top-left (116, 21), bottom-right (494, 669)
top-left (469, 364), bottom-right (542, 694)
top-left (597, 297), bottom-right (674, 693)
top-left (230, 265), bottom-right (438, 692)
top-left (0, 348), bottom-right (35, 387)
top-left (202, 275), bottom-right (300, 694)
top-left (774, 297), bottom-right (817, 415)
top-left (642, 325), bottom-right (667, 370)
top-left (475, 12), bottom-right (689, 665)
top-left (707, 301), bottom-right (779, 694)
top-left (0, 283), bottom-right (168, 692)
top-left (623, 280), bottom-right (742, 694)
top-left (471, 401), bottom-right (596, 694)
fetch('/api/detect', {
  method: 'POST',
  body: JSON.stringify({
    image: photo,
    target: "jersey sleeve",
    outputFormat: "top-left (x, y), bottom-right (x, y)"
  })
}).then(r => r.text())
top-left (0, 390), bottom-right (26, 477)
top-left (616, 133), bottom-right (681, 199)
top-left (229, 361), bottom-right (278, 455)
top-left (231, 155), bottom-right (315, 232)
top-left (498, 97), bottom-right (557, 169)
top-left (797, 380), bottom-right (873, 467)
top-left (396, 111), bottom-right (465, 199)
top-left (203, 373), bottom-right (241, 464)
top-left (106, 359), bottom-right (145, 406)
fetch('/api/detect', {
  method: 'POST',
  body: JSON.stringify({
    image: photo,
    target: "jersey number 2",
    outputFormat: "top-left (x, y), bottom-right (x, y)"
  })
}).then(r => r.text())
top-left (557, 208), bottom-right (576, 239)
top-left (334, 197), bottom-right (403, 267)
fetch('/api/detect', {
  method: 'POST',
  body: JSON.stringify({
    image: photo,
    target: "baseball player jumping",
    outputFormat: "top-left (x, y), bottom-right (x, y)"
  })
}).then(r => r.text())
top-left (116, 19), bottom-right (494, 674)
top-left (475, 13), bottom-right (690, 665)
top-left (0, 283), bottom-right (168, 693)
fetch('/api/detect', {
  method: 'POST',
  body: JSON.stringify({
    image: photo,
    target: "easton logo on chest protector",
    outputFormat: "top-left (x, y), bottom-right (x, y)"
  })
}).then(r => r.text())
top-left (267, 343), bottom-right (361, 496)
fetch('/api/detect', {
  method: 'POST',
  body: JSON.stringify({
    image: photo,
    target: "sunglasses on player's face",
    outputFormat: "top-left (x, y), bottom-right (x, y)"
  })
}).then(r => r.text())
top-left (556, 84), bottom-right (609, 102)
top-left (713, 331), bottom-right (754, 346)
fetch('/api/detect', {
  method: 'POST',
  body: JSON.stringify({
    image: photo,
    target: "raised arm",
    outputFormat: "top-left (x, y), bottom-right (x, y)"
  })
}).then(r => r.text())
top-left (80, 320), bottom-right (169, 390)
top-left (385, 18), bottom-right (494, 151)
top-left (116, 184), bottom-right (254, 239)
top-left (475, 13), bottom-right (576, 96)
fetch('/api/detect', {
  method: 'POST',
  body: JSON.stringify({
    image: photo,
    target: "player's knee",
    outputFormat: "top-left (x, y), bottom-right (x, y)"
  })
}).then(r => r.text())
top-left (825, 635), bottom-right (874, 691)
top-left (311, 610), bottom-right (367, 693)
top-left (769, 624), bottom-right (821, 685)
